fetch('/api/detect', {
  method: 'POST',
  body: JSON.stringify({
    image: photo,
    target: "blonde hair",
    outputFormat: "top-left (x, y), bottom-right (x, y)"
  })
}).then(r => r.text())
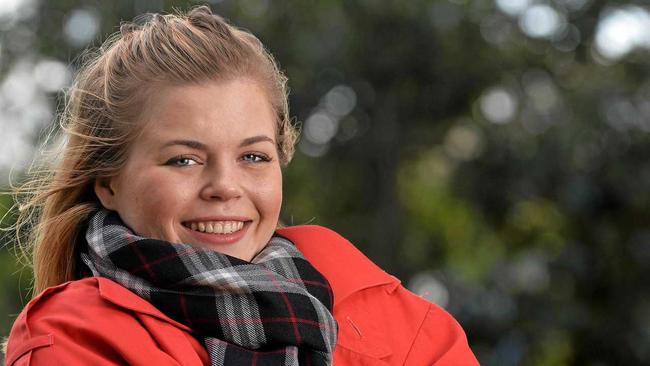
top-left (13, 6), bottom-right (297, 296)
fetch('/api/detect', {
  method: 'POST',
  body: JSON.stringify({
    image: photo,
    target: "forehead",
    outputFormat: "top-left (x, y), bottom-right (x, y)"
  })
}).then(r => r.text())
top-left (136, 78), bottom-right (276, 145)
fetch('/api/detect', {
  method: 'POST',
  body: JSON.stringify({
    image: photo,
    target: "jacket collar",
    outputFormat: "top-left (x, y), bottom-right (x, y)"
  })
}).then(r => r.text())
top-left (276, 225), bottom-right (400, 306)
top-left (96, 277), bottom-right (193, 332)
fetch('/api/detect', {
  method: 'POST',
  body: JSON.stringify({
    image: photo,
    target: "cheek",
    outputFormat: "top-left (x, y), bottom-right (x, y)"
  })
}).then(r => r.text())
top-left (143, 177), bottom-right (195, 217)
top-left (253, 169), bottom-right (283, 217)
top-left (119, 172), bottom-right (191, 229)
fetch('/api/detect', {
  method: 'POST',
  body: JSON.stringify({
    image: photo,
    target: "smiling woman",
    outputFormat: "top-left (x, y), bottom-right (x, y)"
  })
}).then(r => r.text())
top-left (4, 6), bottom-right (477, 366)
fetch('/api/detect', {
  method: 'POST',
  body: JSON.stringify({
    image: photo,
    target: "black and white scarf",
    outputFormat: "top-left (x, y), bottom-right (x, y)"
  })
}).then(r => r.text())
top-left (80, 209), bottom-right (337, 365)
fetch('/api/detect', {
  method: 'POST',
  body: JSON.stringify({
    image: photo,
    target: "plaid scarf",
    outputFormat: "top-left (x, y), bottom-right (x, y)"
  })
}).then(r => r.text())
top-left (80, 209), bottom-right (337, 365)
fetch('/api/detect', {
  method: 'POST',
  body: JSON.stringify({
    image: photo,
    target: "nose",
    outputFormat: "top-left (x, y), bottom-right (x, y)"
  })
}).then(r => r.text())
top-left (199, 163), bottom-right (242, 201)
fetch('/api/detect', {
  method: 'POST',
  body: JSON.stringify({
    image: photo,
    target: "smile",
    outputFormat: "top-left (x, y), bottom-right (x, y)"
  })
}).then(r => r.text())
top-left (183, 221), bottom-right (245, 234)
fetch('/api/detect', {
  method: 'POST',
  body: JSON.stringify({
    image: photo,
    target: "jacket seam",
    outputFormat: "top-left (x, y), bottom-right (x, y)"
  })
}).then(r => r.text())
top-left (401, 303), bottom-right (433, 365)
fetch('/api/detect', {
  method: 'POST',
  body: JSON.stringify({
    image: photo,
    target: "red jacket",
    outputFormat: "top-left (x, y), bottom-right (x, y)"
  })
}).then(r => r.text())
top-left (6, 225), bottom-right (478, 365)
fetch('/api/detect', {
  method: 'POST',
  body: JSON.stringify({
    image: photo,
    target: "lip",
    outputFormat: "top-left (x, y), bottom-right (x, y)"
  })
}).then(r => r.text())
top-left (182, 220), bottom-right (251, 246)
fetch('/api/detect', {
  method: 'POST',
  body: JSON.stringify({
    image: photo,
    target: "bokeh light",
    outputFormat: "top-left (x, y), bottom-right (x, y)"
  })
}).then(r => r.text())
top-left (32, 59), bottom-right (71, 92)
top-left (480, 14), bottom-right (513, 46)
top-left (408, 272), bottom-right (450, 308)
top-left (519, 4), bottom-right (564, 39)
top-left (552, 24), bottom-right (581, 52)
top-left (323, 85), bottom-right (357, 117)
top-left (0, 0), bottom-right (35, 23)
top-left (495, 0), bottom-right (531, 17)
top-left (443, 124), bottom-right (484, 161)
top-left (0, 59), bottom-right (53, 171)
top-left (304, 112), bottom-right (338, 145)
top-left (479, 86), bottom-right (518, 124)
top-left (595, 5), bottom-right (650, 61)
top-left (63, 8), bottom-right (100, 47)
top-left (299, 84), bottom-right (358, 157)
top-left (522, 69), bottom-right (559, 114)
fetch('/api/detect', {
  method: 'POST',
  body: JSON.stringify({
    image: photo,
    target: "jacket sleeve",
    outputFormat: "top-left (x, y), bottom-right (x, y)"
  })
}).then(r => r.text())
top-left (404, 304), bottom-right (480, 366)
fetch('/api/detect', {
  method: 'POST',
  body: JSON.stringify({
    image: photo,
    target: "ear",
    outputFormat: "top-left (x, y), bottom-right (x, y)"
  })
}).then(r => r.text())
top-left (94, 177), bottom-right (118, 210)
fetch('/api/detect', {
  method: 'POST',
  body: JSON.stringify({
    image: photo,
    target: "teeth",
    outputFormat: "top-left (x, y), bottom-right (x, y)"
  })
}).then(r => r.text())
top-left (186, 220), bottom-right (245, 234)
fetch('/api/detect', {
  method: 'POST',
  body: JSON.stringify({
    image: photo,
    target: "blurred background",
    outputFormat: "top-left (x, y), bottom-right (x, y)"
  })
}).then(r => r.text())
top-left (1, 0), bottom-right (649, 365)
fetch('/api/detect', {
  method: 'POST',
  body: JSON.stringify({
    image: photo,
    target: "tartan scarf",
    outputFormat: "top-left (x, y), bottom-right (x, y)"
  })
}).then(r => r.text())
top-left (80, 209), bottom-right (337, 365)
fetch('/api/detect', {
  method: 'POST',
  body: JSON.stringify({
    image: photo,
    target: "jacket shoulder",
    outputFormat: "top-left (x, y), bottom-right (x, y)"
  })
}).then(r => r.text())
top-left (331, 275), bottom-right (478, 365)
top-left (277, 227), bottom-right (478, 365)
top-left (404, 301), bottom-right (479, 365)
top-left (10, 277), bottom-right (120, 336)
top-left (5, 278), bottom-right (132, 365)
top-left (5, 278), bottom-right (206, 366)
top-left (14, 277), bottom-right (133, 327)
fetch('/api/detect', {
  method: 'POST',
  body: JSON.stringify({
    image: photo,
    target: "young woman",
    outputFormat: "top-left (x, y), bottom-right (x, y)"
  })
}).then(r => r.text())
top-left (4, 6), bottom-right (478, 366)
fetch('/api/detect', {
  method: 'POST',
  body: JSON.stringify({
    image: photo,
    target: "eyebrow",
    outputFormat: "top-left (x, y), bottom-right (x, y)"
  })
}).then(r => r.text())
top-left (162, 139), bottom-right (208, 150)
top-left (161, 135), bottom-right (275, 150)
top-left (239, 135), bottom-right (276, 147)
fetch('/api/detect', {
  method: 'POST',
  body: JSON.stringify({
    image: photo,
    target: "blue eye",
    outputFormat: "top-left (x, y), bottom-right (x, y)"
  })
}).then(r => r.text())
top-left (165, 156), bottom-right (199, 166)
top-left (242, 153), bottom-right (271, 163)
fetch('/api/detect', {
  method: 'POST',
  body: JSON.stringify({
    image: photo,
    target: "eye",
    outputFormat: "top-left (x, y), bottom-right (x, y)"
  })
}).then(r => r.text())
top-left (242, 153), bottom-right (271, 163)
top-left (165, 156), bottom-right (199, 166)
